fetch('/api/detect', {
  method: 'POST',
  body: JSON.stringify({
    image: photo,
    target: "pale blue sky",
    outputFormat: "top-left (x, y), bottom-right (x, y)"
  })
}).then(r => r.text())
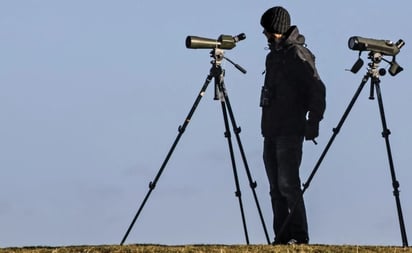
top-left (1, 0), bottom-right (411, 247)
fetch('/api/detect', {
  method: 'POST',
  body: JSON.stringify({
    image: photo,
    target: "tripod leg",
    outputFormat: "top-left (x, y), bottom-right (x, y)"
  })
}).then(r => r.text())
top-left (219, 97), bottom-right (250, 245)
top-left (220, 84), bottom-right (271, 244)
top-left (120, 74), bottom-right (214, 245)
top-left (373, 80), bottom-right (409, 247)
top-left (274, 73), bottom-right (370, 244)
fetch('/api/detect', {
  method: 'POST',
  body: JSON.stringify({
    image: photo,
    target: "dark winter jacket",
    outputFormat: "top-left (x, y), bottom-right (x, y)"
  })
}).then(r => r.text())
top-left (260, 26), bottom-right (326, 137)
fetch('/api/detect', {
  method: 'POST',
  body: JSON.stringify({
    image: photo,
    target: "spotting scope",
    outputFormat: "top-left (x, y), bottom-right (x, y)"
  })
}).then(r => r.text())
top-left (348, 36), bottom-right (405, 56)
top-left (186, 33), bottom-right (246, 50)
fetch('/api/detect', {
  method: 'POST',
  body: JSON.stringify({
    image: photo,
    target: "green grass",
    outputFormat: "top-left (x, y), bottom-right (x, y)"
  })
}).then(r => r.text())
top-left (1, 244), bottom-right (411, 253)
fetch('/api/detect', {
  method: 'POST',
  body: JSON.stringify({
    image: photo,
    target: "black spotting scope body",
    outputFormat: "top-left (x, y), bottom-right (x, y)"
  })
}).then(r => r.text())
top-left (186, 33), bottom-right (246, 49)
top-left (348, 36), bottom-right (405, 56)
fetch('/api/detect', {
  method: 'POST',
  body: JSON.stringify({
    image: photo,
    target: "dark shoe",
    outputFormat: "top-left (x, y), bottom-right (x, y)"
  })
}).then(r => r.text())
top-left (271, 238), bottom-right (289, 245)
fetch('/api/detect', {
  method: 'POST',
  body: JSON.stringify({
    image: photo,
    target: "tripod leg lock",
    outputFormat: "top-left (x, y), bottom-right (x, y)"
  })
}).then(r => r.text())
top-left (235, 190), bottom-right (241, 197)
top-left (178, 125), bottom-right (185, 133)
top-left (332, 127), bottom-right (340, 134)
top-left (149, 181), bottom-right (156, 190)
top-left (250, 181), bottom-right (257, 189)
top-left (382, 129), bottom-right (391, 137)
top-left (393, 180), bottom-right (400, 190)
top-left (393, 189), bottom-right (400, 197)
top-left (234, 127), bottom-right (241, 134)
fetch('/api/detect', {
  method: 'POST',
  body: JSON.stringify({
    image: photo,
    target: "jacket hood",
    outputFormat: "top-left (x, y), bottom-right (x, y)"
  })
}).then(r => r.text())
top-left (283, 25), bottom-right (305, 46)
top-left (269, 25), bottom-right (306, 50)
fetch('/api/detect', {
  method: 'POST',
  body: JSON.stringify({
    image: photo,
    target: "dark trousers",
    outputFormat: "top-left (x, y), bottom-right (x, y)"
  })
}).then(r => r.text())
top-left (263, 136), bottom-right (308, 244)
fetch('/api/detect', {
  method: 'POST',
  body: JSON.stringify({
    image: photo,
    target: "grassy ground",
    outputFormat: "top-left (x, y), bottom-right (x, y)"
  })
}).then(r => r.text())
top-left (1, 244), bottom-right (411, 253)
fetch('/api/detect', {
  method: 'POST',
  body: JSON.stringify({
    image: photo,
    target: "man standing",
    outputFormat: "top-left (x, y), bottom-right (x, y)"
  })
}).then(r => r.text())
top-left (259, 6), bottom-right (326, 245)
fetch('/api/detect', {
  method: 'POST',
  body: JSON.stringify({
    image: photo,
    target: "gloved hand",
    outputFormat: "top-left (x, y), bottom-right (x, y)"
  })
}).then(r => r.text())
top-left (304, 120), bottom-right (319, 141)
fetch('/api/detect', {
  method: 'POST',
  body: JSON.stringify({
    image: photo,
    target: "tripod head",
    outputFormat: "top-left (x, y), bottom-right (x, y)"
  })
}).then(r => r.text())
top-left (210, 48), bottom-right (225, 67)
top-left (209, 48), bottom-right (247, 100)
top-left (209, 47), bottom-right (247, 74)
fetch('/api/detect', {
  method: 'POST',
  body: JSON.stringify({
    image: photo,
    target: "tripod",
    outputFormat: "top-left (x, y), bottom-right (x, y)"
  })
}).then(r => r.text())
top-left (275, 51), bottom-right (409, 247)
top-left (120, 48), bottom-right (270, 245)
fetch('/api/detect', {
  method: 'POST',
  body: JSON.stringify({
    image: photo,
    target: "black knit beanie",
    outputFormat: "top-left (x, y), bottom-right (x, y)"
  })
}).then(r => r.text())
top-left (260, 6), bottom-right (291, 34)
